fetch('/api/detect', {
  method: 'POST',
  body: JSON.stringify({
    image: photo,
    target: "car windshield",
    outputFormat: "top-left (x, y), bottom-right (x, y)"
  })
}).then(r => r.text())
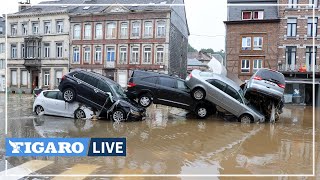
top-left (110, 84), bottom-right (127, 98)
top-left (238, 89), bottom-right (249, 104)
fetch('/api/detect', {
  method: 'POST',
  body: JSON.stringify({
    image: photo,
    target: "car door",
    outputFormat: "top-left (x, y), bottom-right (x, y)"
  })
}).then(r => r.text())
top-left (222, 86), bottom-right (243, 116)
top-left (206, 79), bottom-right (227, 104)
top-left (43, 91), bottom-right (66, 116)
top-left (96, 80), bottom-right (114, 112)
top-left (155, 77), bottom-right (185, 108)
top-left (57, 92), bottom-right (73, 117)
top-left (176, 79), bottom-right (194, 110)
top-left (77, 74), bottom-right (99, 109)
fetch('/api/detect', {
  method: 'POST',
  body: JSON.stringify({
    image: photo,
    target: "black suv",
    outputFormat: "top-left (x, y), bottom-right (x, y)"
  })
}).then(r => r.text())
top-left (58, 70), bottom-right (145, 121)
top-left (126, 70), bottom-right (216, 118)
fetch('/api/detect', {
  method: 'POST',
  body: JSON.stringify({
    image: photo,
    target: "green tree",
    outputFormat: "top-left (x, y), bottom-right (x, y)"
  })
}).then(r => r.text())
top-left (188, 43), bottom-right (198, 52)
top-left (200, 48), bottom-right (214, 54)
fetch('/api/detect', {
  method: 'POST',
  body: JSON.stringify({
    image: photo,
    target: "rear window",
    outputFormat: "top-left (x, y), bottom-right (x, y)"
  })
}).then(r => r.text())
top-left (83, 75), bottom-right (98, 87)
top-left (255, 69), bottom-right (285, 84)
top-left (74, 73), bottom-right (85, 81)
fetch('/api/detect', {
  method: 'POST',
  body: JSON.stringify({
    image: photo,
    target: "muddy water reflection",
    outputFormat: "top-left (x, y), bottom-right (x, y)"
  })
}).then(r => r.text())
top-left (5, 95), bottom-right (319, 175)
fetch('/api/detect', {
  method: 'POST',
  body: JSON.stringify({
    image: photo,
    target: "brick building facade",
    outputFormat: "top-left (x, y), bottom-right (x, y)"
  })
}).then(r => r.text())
top-left (225, 0), bottom-right (279, 80)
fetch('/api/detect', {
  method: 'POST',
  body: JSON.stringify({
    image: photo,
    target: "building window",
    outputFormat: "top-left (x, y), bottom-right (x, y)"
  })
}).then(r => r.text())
top-left (143, 46), bottom-right (152, 64)
top-left (241, 59), bottom-right (250, 73)
top-left (73, 24), bottom-right (81, 39)
top-left (306, 46), bottom-right (317, 70)
top-left (56, 70), bottom-right (63, 86)
top-left (0, 27), bottom-right (2, 34)
top-left (95, 23), bottom-right (102, 39)
top-left (22, 23), bottom-right (28, 35)
top-left (83, 47), bottom-right (91, 63)
top-left (119, 47), bottom-right (127, 64)
top-left (95, 46), bottom-right (102, 62)
top-left (253, 59), bottom-right (263, 73)
top-left (242, 37), bottom-right (251, 50)
top-left (286, 46), bottom-right (297, 70)
top-left (21, 44), bottom-right (25, 58)
top-left (287, 18), bottom-right (297, 37)
top-left (11, 24), bottom-right (17, 36)
top-left (242, 11), bottom-right (252, 20)
top-left (120, 22), bottom-right (128, 38)
top-left (130, 46), bottom-right (140, 64)
top-left (288, 0), bottom-right (298, 8)
top-left (157, 20), bottom-right (166, 37)
top-left (21, 70), bottom-right (28, 86)
top-left (84, 24), bottom-right (92, 39)
top-left (32, 22), bottom-right (39, 35)
top-left (56, 43), bottom-right (63, 58)
top-left (156, 46), bottom-right (164, 64)
top-left (0, 43), bottom-right (5, 53)
top-left (144, 21), bottom-right (153, 37)
top-left (309, 0), bottom-right (318, 8)
top-left (253, 37), bottom-right (263, 50)
top-left (44, 71), bottom-right (50, 86)
top-left (106, 47), bottom-right (115, 62)
top-left (0, 59), bottom-right (5, 69)
top-left (44, 21), bottom-right (51, 34)
top-left (73, 47), bottom-right (80, 63)
top-left (132, 21), bottom-right (140, 37)
top-left (11, 70), bottom-right (17, 86)
top-left (253, 11), bottom-right (264, 20)
top-left (44, 43), bottom-right (50, 58)
top-left (57, 20), bottom-right (64, 33)
top-left (106, 22), bottom-right (116, 38)
top-left (308, 17), bottom-right (318, 37)
top-left (11, 44), bottom-right (17, 58)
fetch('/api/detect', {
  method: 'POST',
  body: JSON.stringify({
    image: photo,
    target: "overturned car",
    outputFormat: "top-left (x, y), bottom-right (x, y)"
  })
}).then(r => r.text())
top-left (243, 69), bottom-right (285, 121)
top-left (58, 70), bottom-right (146, 122)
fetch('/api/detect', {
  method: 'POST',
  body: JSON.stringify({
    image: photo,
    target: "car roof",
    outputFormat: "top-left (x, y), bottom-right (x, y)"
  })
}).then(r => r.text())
top-left (192, 70), bottom-right (241, 91)
top-left (73, 70), bottom-right (117, 85)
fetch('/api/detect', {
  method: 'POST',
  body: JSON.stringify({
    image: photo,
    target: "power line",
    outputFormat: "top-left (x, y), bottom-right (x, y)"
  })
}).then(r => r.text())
top-left (190, 34), bottom-right (225, 38)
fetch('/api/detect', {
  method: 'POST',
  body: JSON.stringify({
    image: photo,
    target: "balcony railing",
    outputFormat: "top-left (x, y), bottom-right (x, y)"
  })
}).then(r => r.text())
top-left (278, 64), bottom-right (320, 72)
top-left (24, 59), bottom-right (41, 67)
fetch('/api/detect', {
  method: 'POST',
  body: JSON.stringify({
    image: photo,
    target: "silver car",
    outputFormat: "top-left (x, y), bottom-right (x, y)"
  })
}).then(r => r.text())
top-left (185, 70), bottom-right (265, 123)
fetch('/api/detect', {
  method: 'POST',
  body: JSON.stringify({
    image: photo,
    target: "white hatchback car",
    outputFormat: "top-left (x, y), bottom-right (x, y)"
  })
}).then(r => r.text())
top-left (33, 90), bottom-right (94, 119)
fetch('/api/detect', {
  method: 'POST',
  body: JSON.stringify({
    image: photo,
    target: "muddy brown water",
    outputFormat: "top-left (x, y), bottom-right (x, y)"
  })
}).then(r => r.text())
top-left (1, 94), bottom-right (319, 178)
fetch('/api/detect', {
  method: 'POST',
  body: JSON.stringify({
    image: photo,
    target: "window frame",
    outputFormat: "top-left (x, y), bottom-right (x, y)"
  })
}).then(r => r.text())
top-left (156, 20), bottom-right (166, 37)
top-left (287, 18), bottom-right (297, 37)
top-left (156, 46), bottom-right (164, 64)
top-left (43, 71), bottom-right (50, 87)
top-left (106, 46), bottom-right (115, 62)
top-left (242, 11), bottom-right (252, 20)
top-left (56, 42), bottom-right (63, 58)
top-left (286, 46), bottom-right (297, 70)
top-left (84, 23), bottom-right (92, 40)
top-left (253, 59), bottom-right (263, 73)
top-left (73, 24), bottom-right (81, 39)
top-left (119, 46), bottom-right (127, 64)
top-left (130, 46), bottom-right (140, 64)
top-left (241, 59), bottom-right (250, 73)
top-left (144, 21), bottom-right (153, 38)
top-left (11, 24), bottom-right (17, 36)
top-left (106, 22), bottom-right (116, 39)
top-left (143, 46), bottom-right (152, 64)
top-left (131, 21), bottom-right (141, 38)
top-left (95, 46), bottom-right (102, 62)
top-left (43, 42), bottom-right (50, 58)
top-left (44, 21), bottom-right (51, 34)
top-left (83, 46), bottom-right (91, 63)
top-left (21, 70), bottom-right (28, 86)
top-left (241, 37), bottom-right (252, 50)
top-left (120, 22), bottom-right (128, 38)
top-left (307, 17), bottom-right (318, 37)
top-left (95, 23), bottom-right (103, 39)
top-left (32, 22), bottom-right (39, 35)
top-left (56, 20), bottom-right (64, 34)
top-left (11, 44), bottom-right (17, 59)
top-left (253, 37), bottom-right (263, 50)
top-left (22, 22), bottom-right (28, 35)
top-left (73, 46), bottom-right (80, 63)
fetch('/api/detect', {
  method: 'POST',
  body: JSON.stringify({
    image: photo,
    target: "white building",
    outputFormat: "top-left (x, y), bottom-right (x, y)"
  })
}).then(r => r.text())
top-left (7, 5), bottom-right (70, 93)
top-left (0, 16), bottom-right (5, 92)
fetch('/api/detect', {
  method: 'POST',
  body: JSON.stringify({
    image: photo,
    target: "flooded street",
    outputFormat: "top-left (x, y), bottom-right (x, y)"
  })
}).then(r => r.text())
top-left (1, 94), bottom-right (320, 178)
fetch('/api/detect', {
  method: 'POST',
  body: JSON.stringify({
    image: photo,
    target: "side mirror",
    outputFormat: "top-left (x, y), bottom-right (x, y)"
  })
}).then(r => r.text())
top-left (106, 92), bottom-right (114, 102)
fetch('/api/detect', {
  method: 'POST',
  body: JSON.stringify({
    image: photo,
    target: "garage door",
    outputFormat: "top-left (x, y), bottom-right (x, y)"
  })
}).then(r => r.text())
top-left (118, 71), bottom-right (127, 88)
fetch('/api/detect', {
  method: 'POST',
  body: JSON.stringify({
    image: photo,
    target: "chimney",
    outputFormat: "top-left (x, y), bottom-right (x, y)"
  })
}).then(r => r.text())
top-left (19, 0), bottom-right (31, 12)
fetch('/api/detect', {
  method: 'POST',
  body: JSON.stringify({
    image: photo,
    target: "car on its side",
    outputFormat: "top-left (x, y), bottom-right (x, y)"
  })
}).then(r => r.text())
top-left (126, 70), bottom-right (216, 119)
top-left (244, 68), bottom-right (286, 120)
top-left (58, 70), bottom-right (146, 122)
top-left (185, 70), bottom-right (265, 123)
top-left (33, 90), bottom-right (93, 119)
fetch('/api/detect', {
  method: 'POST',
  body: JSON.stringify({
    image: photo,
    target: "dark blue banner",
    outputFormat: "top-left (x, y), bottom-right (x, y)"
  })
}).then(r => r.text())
top-left (88, 138), bottom-right (126, 156)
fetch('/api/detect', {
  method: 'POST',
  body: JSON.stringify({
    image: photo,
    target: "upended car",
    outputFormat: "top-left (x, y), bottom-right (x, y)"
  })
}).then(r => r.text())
top-left (33, 90), bottom-right (93, 119)
top-left (185, 70), bottom-right (265, 123)
top-left (244, 68), bottom-right (286, 121)
top-left (58, 70), bottom-right (146, 122)
top-left (126, 70), bottom-right (216, 119)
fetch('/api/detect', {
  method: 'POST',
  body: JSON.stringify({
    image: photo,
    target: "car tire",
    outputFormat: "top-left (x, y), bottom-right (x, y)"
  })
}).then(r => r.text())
top-left (138, 93), bottom-right (152, 107)
top-left (192, 88), bottom-right (206, 101)
top-left (35, 105), bottom-right (44, 115)
top-left (63, 88), bottom-right (76, 103)
top-left (196, 105), bottom-right (208, 119)
top-left (74, 109), bottom-right (86, 119)
top-left (239, 114), bottom-right (254, 123)
top-left (111, 109), bottom-right (126, 122)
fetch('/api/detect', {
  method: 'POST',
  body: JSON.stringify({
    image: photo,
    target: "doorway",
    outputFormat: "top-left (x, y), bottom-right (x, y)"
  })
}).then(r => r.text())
top-left (32, 70), bottom-right (39, 91)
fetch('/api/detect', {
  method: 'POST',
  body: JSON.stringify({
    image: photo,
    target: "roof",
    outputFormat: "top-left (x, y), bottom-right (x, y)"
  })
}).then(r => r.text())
top-left (187, 58), bottom-right (207, 67)
top-left (211, 54), bottom-right (224, 64)
top-left (9, 0), bottom-right (174, 16)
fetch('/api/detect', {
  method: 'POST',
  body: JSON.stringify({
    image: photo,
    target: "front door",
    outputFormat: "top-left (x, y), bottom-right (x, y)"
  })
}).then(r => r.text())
top-left (32, 70), bottom-right (39, 90)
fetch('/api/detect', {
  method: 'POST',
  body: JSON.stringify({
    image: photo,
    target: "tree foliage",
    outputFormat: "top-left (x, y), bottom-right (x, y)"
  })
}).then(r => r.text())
top-left (188, 43), bottom-right (198, 52)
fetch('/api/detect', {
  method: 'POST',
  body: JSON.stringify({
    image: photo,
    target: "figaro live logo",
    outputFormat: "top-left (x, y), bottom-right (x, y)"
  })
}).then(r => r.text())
top-left (6, 138), bottom-right (126, 157)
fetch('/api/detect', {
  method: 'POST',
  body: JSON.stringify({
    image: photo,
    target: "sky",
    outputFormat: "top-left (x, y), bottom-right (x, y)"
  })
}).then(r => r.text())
top-left (0, 0), bottom-right (227, 52)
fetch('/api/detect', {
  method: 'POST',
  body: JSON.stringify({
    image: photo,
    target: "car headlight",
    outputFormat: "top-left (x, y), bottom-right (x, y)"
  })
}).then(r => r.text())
top-left (130, 109), bottom-right (140, 116)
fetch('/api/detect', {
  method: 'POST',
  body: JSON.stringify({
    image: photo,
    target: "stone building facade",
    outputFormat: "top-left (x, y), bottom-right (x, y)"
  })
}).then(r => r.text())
top-left (225, 0), bottom-right (280, 80)
top-left (0, 16), bottom-right (5, 92)
top-left (7, 5), bottom-right (70, 93)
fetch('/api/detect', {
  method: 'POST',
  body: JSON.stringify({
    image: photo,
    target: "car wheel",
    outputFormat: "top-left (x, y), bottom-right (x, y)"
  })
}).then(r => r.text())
top-left (35, 105), bottom-right (44, 115)
top-left (63, 88), bottom-right (76, 103)
top-left (112, 109), bottom-right (126, 122)
top-left (138, 94), bottom-right (152, 107)
top-left (239, 114), bottom-right (254, 123)
top-left (74, 109), bottom-right (86, 119)
top-left (192, 88), bottom-right (205, 101)
top-left (196, 106), bottom-right (208, 119)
